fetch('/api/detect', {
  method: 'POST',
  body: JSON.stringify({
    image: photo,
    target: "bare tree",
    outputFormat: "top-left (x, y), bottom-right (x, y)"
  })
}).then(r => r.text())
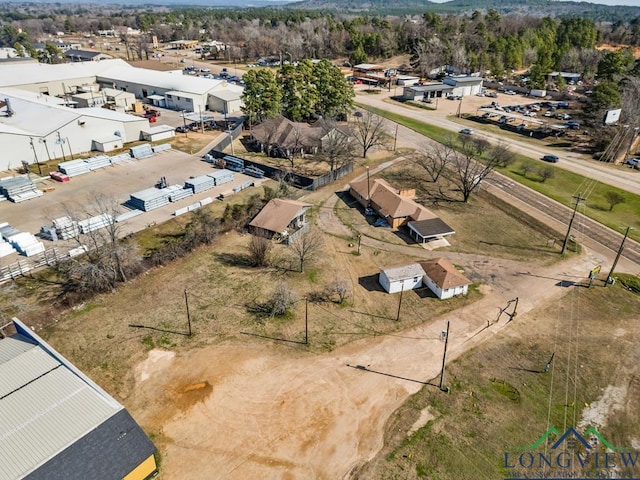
top-left (410, 37), bottom-right (447, 78)
top-left (324, 279), bottom-right (351, 304)
top-left (351, 111), bottom-right (387, 158)
top-left (604, 191), bottom-right (625, 211)
top-left (414, 140), bottom-right (456, 182)
top-left (248, 235), bottom-right (272, 267)
top-left (491, 142), bottom-right (516, 168)
top-left (621, 77), bottom-right (640, 131)
top-left (450, 139), bottom-right (506, 202)
top-left (521, 161), bottom-right (535, 178)
top-left (186, 208), bottom-right (220, 245)
top-left (318, 121), bottom-right (354, 174)
top-left (538, 166), bottom-right (555, 183)
top-left (56, 194), bottom-right (136, 294)
top-left (267, 281), bottom-right (297, 317)
top-left (289, 227), bottom-right (324, 272)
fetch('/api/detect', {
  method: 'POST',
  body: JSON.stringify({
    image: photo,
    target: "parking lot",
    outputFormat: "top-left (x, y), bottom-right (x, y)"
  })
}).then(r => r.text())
top-left (0, 148), bottom-right (262, 265)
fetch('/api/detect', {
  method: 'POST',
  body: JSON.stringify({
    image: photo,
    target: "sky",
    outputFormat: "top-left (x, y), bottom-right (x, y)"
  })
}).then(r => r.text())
top-left (427, 0), bottom-right (640, 5)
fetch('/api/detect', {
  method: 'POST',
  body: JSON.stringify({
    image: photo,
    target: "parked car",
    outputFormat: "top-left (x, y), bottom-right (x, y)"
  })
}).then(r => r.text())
top-left (623, 158), bottom-right (639, 167)
top-left (505, 90), bottom-right (517, 95)
top-left (542, 154), bottom-right (559, 163)
top-left (487, 92), bottom-right (499, 98)
top-left (459, 128), bottom-right (474, 135)
top-left (565, 121), bottom-right (581, 129)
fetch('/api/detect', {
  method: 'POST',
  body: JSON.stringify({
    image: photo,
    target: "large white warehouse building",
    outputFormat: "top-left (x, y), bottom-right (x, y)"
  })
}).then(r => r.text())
top-left (0, 59), bottom-right (244, 170)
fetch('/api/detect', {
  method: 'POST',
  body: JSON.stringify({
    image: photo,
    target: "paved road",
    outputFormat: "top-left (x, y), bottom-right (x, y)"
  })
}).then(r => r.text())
top-left (355, 93), bottom-right (640, 196)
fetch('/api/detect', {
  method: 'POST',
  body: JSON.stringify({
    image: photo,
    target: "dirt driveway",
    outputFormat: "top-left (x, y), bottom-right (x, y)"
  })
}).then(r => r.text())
top-left (130, 243), bottom-right (604, 479)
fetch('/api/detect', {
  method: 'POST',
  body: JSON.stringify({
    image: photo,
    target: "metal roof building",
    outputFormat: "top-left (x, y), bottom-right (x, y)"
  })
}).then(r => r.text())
top-left (0, 318), bottom-right (157, 480)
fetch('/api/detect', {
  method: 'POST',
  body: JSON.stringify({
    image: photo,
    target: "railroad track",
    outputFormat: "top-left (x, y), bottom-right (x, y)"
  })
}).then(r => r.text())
top-left (486, 172), bottom-right (640, 268)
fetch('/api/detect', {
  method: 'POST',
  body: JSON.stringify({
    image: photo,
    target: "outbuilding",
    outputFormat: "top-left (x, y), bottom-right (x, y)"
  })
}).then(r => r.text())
top-left (379, 263), bottom-right (426, 294)
top-left (419, 258), bottom-right (471, 299)
top-left (140, 124), bottom-right (175, 142)
top-left (92, 135), bottom-right (123, 152)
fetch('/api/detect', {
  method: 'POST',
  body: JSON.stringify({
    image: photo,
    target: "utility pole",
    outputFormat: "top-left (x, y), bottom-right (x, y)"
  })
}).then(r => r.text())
top-left (439, 321), bottom-right (450, 391)
top-left (561, 193), bottom-right (586, 255)
top-left (184, 289), bottom-right (192, 336)
top-left (393, 124), bottom-right (398, 151)
top-left (182, 110), bottom-right (188, 138)
top-left (357, 234), bottom-right (362, 255)
top-left (56, 131), bottom-right (67, 162)
top-left (66, 137), bottom-right (74, 160)
top-left (606, 226), bottom-right (632, 286)
top-left (543, 352), bottom-right (555, 373)
top-left (304, 297), bottom-right (308, 344)
top-left (366, 166), bottom-right (371, 208)
top-left (29, 137), bottom-right (42, 175)
top-left (396, 283), bottom-right (404, 321)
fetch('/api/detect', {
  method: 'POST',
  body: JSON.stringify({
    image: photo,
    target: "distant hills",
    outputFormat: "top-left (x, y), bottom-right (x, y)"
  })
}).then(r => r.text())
top-left (9, 0), bottom-right (640, 19)
top-left (284, 0), bottom-right (640, 18)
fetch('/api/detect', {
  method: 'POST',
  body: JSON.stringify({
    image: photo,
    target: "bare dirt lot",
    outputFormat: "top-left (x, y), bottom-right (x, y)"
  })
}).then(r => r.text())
top-left (121, 246), bottom-right (603, 480)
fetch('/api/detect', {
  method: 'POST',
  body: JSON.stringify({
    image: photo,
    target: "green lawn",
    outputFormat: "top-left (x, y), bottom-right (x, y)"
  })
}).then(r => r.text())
top-left (360, 103), bottom-right (640, 243)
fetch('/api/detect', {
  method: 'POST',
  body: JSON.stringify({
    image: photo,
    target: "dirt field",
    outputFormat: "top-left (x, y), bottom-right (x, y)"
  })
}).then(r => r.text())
top-left (120, 243), bottom-right (604, 480)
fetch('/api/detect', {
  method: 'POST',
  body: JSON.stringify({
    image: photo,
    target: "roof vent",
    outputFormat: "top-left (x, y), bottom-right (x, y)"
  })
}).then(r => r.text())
top-left (3, 98), bottom-right (14, 117)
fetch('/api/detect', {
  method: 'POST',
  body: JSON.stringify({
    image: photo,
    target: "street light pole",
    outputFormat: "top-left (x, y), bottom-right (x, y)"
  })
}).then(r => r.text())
top-left (605, 226), bottom-right (632, 286)
top-left (182, 110), bottom-right (188, 138)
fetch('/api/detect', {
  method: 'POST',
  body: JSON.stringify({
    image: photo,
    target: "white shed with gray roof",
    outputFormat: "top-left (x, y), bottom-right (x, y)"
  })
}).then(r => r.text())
top-left (379, 263), bottom-right (426, 293)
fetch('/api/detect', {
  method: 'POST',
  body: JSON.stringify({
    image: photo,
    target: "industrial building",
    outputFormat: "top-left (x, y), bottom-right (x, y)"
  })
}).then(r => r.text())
top-left (0, 58), bottom-right (243, 114)
top-left (0, 59), bottom-right (243, 169)
top-left (0, 317), bottom-right (157, 480)
top-left (0, 89), bottom-right (149, 170)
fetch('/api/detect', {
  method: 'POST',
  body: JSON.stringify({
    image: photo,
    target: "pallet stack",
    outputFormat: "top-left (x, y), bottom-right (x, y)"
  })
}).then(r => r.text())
top-left (222, 155), bottom-right (244, 172)
top-left (128, 187), bottom-right (171, 212)
top-left (53, 216), bottom-right (80, 240)
top-left (0, 238), bottom-right (15, 257)
top-left (185, 175), bottom-right (216, 194)
top-left (58, 159), bottom-right (91, 177)
top-left (168, 185), bottom-right (194, 202)
top-left (110, 153), bottom-right (132, 164)
top-left (6, 232), bottom-right (45, 257)
top-left (78, 213), bottom-right (113, 234)
top-left (85, 155), bottom-right (111, 171)
top-left (130, 144), bottom-right (154, 160)
top-left (244, 165), bottom-right (265, 179)
top-left (0, 176), bottom-right (43, 202)
top-left (152, 143), bottom-right (172, 153)
top-left (207, 169), bottom-right (234, 186)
